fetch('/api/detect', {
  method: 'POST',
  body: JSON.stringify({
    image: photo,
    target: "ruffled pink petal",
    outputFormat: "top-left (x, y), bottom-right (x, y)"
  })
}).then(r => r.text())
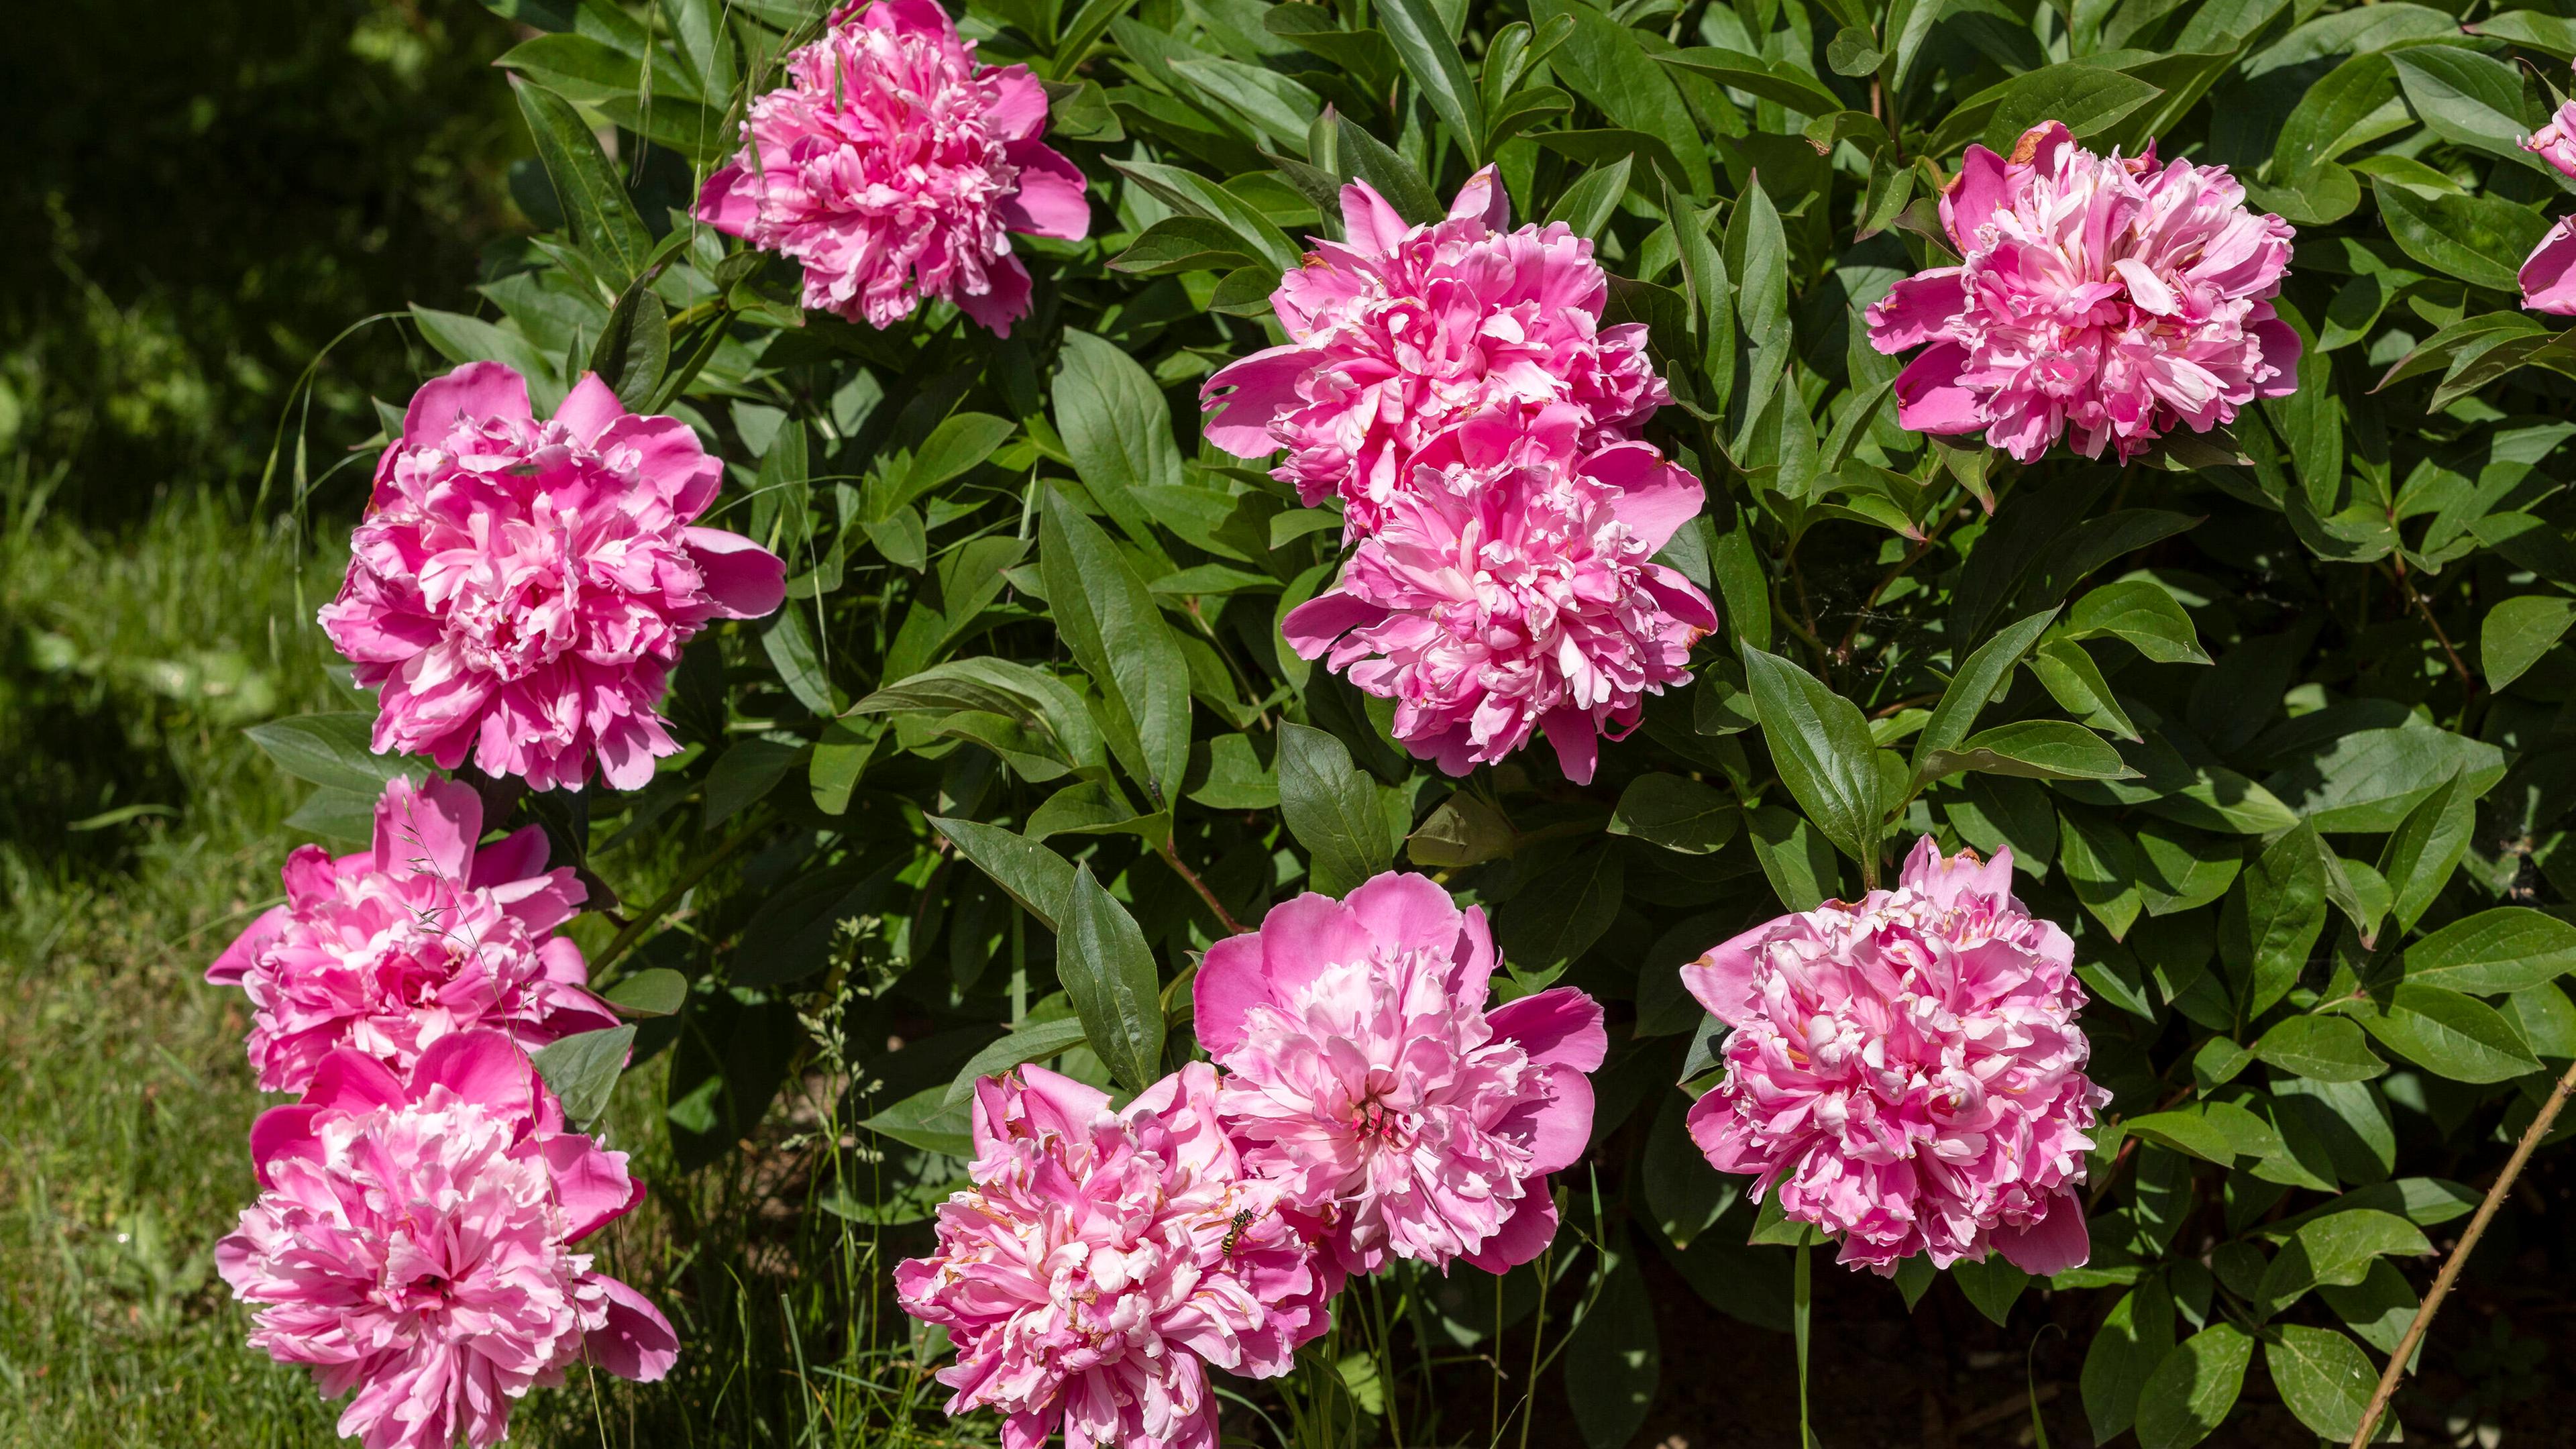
top-left (1339, 178), bottom-right (1411, 252)
top-left (1192, 933), bottom-right (1272, 1057)
top-left (587, 1276), bottom-right (682, 1381)
top-left (2525, 217), bottom-right (2576, 315)
top-left (402, 361), bottom-right (530, 441)
top-left (1892, 342), bottom-right (1986, 434)
top-left (554, 373), bottom-right (626, 446)
top-left (1991, 1197), bottom-right (2091, 1276)
top-left (682, 527), bottom-right (788, 621)
top-left (999, 146), bottom-right (1091, 240)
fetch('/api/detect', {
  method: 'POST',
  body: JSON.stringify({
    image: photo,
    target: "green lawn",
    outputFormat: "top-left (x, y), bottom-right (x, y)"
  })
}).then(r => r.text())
top-left (0, 482), bottom-right (984, 1448)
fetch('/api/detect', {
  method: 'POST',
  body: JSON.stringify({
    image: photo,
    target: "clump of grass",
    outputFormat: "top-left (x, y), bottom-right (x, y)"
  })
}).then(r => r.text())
top-left (0, 475), bottom-right (347, 1448)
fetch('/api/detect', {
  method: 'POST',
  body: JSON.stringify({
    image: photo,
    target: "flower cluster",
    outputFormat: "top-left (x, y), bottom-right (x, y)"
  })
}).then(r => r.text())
top-left (1864, 120), bottom-right (2298, 464)
top-left (1201, 167), bottom-right (1666, 530)
top-left (1281, 406), bottom-right (1715, 784)
top-left (697, 0), bottom-right (1090, 337)
top-left (2522, 91), bottom-right (2576, 313)
top-left (207, 774), bottom-right (615, 1093)
top-left (1201, 168), bottom-right (1713, 783)
top-left (896, 871), bottom-right (1603, 1449)
top-left (209, 777), bottom-right (675, 1448)
top-left (320, 363), bottom-right (784, 792)
top-left (1680, 838), bottom-right (2107, 1277)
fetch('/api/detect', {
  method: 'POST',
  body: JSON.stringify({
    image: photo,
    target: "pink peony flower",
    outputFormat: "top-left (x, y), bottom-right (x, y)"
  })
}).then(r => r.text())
top-left (1194, 871), bottom-right (1605, 1277)
top-left (1199, 165), bottom-right (1668, 532)
top-left (1864, 121), bottom-right (2299, 464)
top-left (695, 0), bottom-right (1090, 337)
top-left (2524, 215), bottom-right (2576, 315)
top-left (1280, 406), bottom-right (1715, 784)
top-left (1681, 838), bottom-right (2108, 1277)
top-left (219, 1031), bottom-right (677, 1449)
top-left (2525, 94), bottom-right (2576, 179)
top-left (893, 1063), bottom-right (1329, 1449)
top-left (319, 363), bottom-right (785, 791)
top-left (207, 774), bottom-right (616, 1095)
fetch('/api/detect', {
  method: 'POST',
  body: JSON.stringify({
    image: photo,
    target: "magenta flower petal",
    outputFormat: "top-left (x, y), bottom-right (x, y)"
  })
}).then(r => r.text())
top-left (1198, 872), bottom-right (1603, 1275)
top-left (1683, 837), bottom-right (2109, 1277)
top-left (696, 0), bottom-right (1089, 337)
top-left (2525, 97), bottom-right (2576, 180)
top-left (1866, 121), bottom-right (2296, 464)
top-left (206, 775), bottom-right (617, 1093)
top-left (321, 364), bottom-right (781, 792)
top-left (1199, 165), bottom-right (1670, 529)
top-left (2524, 215), bottom-right (2576, 315)
top-left (896, 1064), bottom-right (1327, 1449)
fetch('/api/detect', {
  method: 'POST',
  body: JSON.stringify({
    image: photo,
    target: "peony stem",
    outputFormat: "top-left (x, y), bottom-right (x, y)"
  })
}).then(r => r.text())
top-left (1794, 1242), bottom-right (1815, 1449)
top-left (2347, 1057), bottom-right (2576, 1448)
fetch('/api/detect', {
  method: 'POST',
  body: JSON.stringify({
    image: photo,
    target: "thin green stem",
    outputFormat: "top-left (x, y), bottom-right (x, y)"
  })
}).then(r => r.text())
top-left (1794, 1242), bottom-right (1815, 1448)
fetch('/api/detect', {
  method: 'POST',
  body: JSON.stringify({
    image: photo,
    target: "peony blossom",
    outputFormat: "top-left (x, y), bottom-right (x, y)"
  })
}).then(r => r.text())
top-left (218, 1031), bottom-right (677, 1449)
top-left (319, 363), bottom-right (784, 791)
top-left (2524, 215), bottom-right (2576, 315)
top-left (207, 774), bottom-right (616, 1095)
top-left (1195, 871), bottom-right (1605, 1277)
top-left (1280, 406), bottom-right (1715, 784)
top-left (1681, 838), bottom-right (2107, 1277)
top-left (1199, 165), bottom-right (1667, 532)
top-left (1864, 120), bottom-right (2298, 464)
top-left (894, 1063), bottom-right (1328, 1449)
top-left (696, 0), bottom-right (1090, 336)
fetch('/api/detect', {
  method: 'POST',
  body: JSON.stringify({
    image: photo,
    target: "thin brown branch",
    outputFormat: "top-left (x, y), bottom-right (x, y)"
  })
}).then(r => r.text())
top-left (2383, 556), bottom-right (2476, 698)
top-left (1157, 843), bottom-right (1248, 935)
top-left (2349, 1057), bottom-right (2576, 1448)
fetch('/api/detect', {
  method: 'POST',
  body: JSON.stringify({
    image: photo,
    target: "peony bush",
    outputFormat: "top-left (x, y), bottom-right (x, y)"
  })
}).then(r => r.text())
top-left (218, 0), bottom-right (2576, 1442)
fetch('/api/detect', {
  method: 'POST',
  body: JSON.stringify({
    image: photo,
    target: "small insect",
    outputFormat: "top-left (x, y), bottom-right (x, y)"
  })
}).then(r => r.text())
top-left (1220, 1209), bottom-right (1255, 1257)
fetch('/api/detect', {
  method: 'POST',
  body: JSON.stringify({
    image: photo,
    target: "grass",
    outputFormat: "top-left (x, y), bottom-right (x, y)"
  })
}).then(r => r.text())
top-left (0, 472), bottom-right (999, 1448)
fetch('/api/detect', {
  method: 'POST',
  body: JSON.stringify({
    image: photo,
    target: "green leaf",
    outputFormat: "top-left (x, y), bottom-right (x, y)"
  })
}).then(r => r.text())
top-left (1110, 215), bottom-right (1257, 275)
top-left (1563, 1249), bottom-right (1659, 1449)
top-left (2133, 1323), bottom-right (2253, 1449)
top-left (2255, 1015), bottom-right (2387, 1081)
top-left (1523, 0), bottom-right (1710, 192)
top-left (1609, 773), bottom-right (1740, 853)
top-left (1333, 111), bottom-right (1445, 223)
top-left (1742, 645), bottom-right (1882, 870)
top-left (2360, 984), bottom-right (2542, 1083)
top-left (2262, 724), bottom-right (2505, 834)
top-left (1052, 329), bottom-right (1183, 560)
top-left (243, 714), bottom-right (425, 796)
top-left (927, 817), bottom-right (1077, 928)
top-left (605, 969), bottom-right (688, 1017)
top-left (2029, 637), bottom-right (2143, 740)
top-left (1168, 56), bottom-right (1322, 148)
top-left (1747, 803), bottom-right (1839, 911)
top-left (763, 608), bottom-right (834, 716)
top-left (1953, 1254), bottom-right (2029, 1326)
top-left (1497, 847), bottom-right (1625, 977)
top-left (497, 32), bottom-right (640, 105)
top-left (1980, 64), bottom-right (2162, 152)
top-left (1913, 608), bottom-right (2059, 773)
top-left (533, 1024), bottom-right (635, 1130)
top-left (2255, 1208), bottom-right (2432, 1314)
top-left (941, 1016), bottom-right (1095, 1107)
top-left (1725, 178), bottom-right (1792, 452)
top-left (1655, 47), bottom-right (1843, 114)
top-left (858, 1084), bottom-right (973, 1157)
top-left (1644, 1091), bottom-right (1735, 1248)
top-left (1920, 720), bottom-right (2133, 783)
top-left (2220, 823), bottom-right (2329, 1018)
top-left (2390, 46), bottom-right (2544, 169)
top-left (2377, 769), bottom-right (2476, 932)
top-left (1059, 865), bottom-right (1166, 1093)
top-left (1373, 0), bottom-right (1483, 159)
top-left (2266, 1325), bottom-right (2379, 1443)
top-left (2374, 178), bottom-right (2551, 292)
top-left (409, 307), bottom-right (562, 408)
top-left (1544, 154), bottom-right (1634, 237)
top-left (2404, 906), bottom-right (2576, 995)
top-left (1040, 488), bottom-right (1191, 811)
top-left (2082, 1279), bottom-right (2176, 1443)
top-left (1277, 722), bottom-right (1394, 894)
top-left (588, 280), bottom-right (667, 410)
top-left (513, 80), bottom-right (651, 287)
top-left (2065, 580), bottom-right (2210, 663)
top-left (2481, 594), bottom-right (2576, 690)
